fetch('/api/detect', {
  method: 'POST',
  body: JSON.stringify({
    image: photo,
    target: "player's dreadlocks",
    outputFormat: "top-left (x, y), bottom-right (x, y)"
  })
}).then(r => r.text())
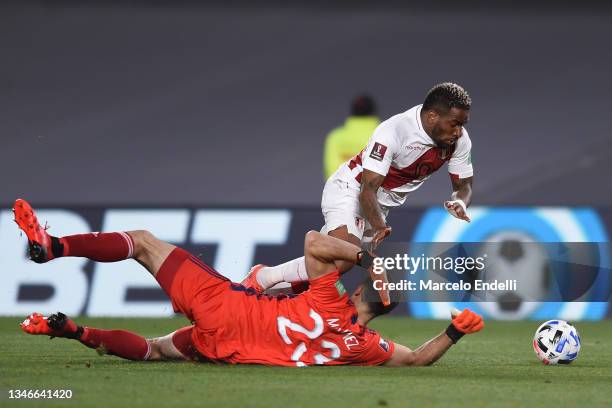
top-left (361, 277), bottom-right (398, 317)
top-left (423, 82), bottom-right (471, 113)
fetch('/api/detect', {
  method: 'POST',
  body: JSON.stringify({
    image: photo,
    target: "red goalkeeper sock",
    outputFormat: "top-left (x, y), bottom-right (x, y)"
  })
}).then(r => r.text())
top-left (79, 327), bottom-right (150, 361)
top-left (54, 232), bottom-right (134, 262)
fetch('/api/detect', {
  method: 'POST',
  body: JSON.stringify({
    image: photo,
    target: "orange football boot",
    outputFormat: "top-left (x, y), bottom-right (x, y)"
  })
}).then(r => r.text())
top-left (20, 312), bottom-right (81, 339)
top-left (13, 199), bottom-right (56, 263)
top-left (240, 264), bottom-right (267, 293)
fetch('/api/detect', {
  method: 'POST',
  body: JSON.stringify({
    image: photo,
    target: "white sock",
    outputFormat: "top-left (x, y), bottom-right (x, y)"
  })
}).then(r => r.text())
top-left (256, 256), bottom-right (308, 289)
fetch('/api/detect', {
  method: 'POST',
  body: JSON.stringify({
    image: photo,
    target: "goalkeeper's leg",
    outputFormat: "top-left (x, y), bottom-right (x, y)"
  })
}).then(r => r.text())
top-left (13, 198), bottom-right (174, 277)
top-left (15, 199), bottom-right (232, 331)
top-left (20, 312), bottom-right (200, 361)
top-left (251, 225), bottom-right (360, 290)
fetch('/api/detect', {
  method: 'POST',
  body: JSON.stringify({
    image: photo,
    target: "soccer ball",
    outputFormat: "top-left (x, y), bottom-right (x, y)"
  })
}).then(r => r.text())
top-left (533, 320), bottom-right (581, 365)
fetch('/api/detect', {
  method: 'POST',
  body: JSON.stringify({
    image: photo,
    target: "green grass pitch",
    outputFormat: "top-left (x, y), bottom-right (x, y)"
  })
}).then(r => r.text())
top-left (1, 316), bottom-right (611, 407)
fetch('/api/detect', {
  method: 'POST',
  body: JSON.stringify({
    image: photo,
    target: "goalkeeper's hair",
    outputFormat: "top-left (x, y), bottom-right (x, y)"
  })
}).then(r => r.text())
top-left (361, 277), bottom-right (398, 317)
top-left (423, 82), bottom-right (471, 114)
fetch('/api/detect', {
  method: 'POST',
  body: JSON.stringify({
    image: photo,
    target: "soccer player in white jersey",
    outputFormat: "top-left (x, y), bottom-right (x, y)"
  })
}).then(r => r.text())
top-left (243, 82), bottom-right (474, 294)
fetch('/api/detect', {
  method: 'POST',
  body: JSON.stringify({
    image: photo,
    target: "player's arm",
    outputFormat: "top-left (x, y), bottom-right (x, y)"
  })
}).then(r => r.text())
top-left (360, 170), bottom-right (391, 249)
top-left (359, 121), bottom-right (399, 249)
top-left (384, 309), bottom-right (484, 367)
top-left (384, 333), bottom-right (452, 367)
top-left (444, 175), bottom-right (473, 222)
top-left (445, 130), bottom-right (474, 222)
top-left (303, 231), bottom-right (374, 280)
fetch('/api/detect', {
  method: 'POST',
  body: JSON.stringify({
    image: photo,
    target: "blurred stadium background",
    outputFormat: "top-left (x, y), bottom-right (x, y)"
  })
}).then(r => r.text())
top-left (1, 0), bottom-right (611, 322)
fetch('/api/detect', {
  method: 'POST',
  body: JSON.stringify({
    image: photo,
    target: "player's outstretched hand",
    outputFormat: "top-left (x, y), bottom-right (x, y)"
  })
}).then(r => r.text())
top-left (444, 200), bottom-right (470, 222)
top-left (370, 226), bottom-right (392, 251)
top-left (451, 308), bottom-right (484, 334)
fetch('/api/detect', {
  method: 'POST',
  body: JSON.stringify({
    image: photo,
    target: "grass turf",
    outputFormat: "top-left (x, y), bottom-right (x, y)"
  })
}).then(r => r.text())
top-left (1, 316), bottom-right (611, 407)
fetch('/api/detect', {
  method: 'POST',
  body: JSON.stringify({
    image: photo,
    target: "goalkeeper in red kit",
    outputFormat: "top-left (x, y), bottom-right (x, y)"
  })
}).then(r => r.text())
top-left (14, 199), bottom-right (483, 367)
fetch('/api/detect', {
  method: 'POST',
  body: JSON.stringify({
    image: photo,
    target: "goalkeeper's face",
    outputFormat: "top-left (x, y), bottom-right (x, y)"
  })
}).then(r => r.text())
top-left (351, 282), bottom-right (398, 321)
top-left (349, 284), bottom-right (379, 324)
top-left (350, 285), bottom-right (367, 310)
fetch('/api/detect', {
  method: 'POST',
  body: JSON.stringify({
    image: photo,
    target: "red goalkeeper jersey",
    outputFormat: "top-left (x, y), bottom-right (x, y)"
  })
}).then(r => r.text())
top-left (157, 250), bottom-right (394, 367)
top-left (194, 271), bottom-right (393, 366)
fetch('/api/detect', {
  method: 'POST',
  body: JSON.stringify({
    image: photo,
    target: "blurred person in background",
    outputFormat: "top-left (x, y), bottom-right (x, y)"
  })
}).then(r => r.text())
top-left (323, 94), bottom-right (380, 179)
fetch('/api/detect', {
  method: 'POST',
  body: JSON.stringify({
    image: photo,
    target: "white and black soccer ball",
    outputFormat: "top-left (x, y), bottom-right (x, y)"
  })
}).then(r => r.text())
top-left (533, 320), bottom-right (581, 365)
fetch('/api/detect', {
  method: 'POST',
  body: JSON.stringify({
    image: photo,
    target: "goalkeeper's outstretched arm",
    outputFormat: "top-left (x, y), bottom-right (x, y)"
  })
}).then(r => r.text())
top-left (384, 309), bottom-right (484, 367)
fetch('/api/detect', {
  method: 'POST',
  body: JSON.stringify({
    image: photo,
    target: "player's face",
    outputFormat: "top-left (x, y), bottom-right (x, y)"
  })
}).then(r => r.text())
top-left (350, 285), bottom-right (364, 307)
top-left (429, 107), bottom-right (469, 148)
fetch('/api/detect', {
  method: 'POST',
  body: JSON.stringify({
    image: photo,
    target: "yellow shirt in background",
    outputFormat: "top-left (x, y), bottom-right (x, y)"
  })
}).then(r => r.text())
top-left (323, 116), bottom-right (380, 179)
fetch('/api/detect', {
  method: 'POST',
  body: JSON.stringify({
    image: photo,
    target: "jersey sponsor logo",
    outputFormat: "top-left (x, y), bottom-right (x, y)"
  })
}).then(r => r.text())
top-left (335, 280), bottom-right (346, 296)
top-left (369, 142), bottom-right (387, 161)
top-left (406, 144), bottom-right (426, 151)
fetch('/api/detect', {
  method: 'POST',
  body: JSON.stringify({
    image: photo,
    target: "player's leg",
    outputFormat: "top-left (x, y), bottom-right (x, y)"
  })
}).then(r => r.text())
top-left (318, 177), bottom-right (367, 273)
top-left (147, 326), bottom-right (203, 361)
top-left (326, 225), bottom-right (362, 272)
top-left (242, 227), bottom-right (361, 293)
top-left (13, 199), bottom-right (174, 277)
top-left (243, 177), bottom-right (365, 291)
top-left (14, 199), bottom-right (209, 322)
top-left (15, 199), bottom-right (227, 357)
top-left (20, 312), bottom-right (201, 362)
top-left (20, 312), bottom-right (152, 361)
top-left (243, 225), bottom-right (362, 291)
top-left (127, 229), bottom-right (175, 277)
top-left (243, 257), bottom-right (309, 292)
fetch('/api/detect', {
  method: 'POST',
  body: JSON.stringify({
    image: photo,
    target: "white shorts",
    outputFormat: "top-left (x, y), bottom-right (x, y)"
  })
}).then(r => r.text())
top-left (320, 177), bottom-right (388, 242)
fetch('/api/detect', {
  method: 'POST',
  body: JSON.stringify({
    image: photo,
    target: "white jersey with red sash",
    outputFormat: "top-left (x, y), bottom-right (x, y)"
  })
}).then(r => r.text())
top-left (331, 104), bottom-right (473, 208)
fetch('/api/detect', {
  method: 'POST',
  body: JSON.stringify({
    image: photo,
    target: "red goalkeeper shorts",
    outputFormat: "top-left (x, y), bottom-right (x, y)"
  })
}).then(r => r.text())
top-left (155, 247), bottom-right (231, 323)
